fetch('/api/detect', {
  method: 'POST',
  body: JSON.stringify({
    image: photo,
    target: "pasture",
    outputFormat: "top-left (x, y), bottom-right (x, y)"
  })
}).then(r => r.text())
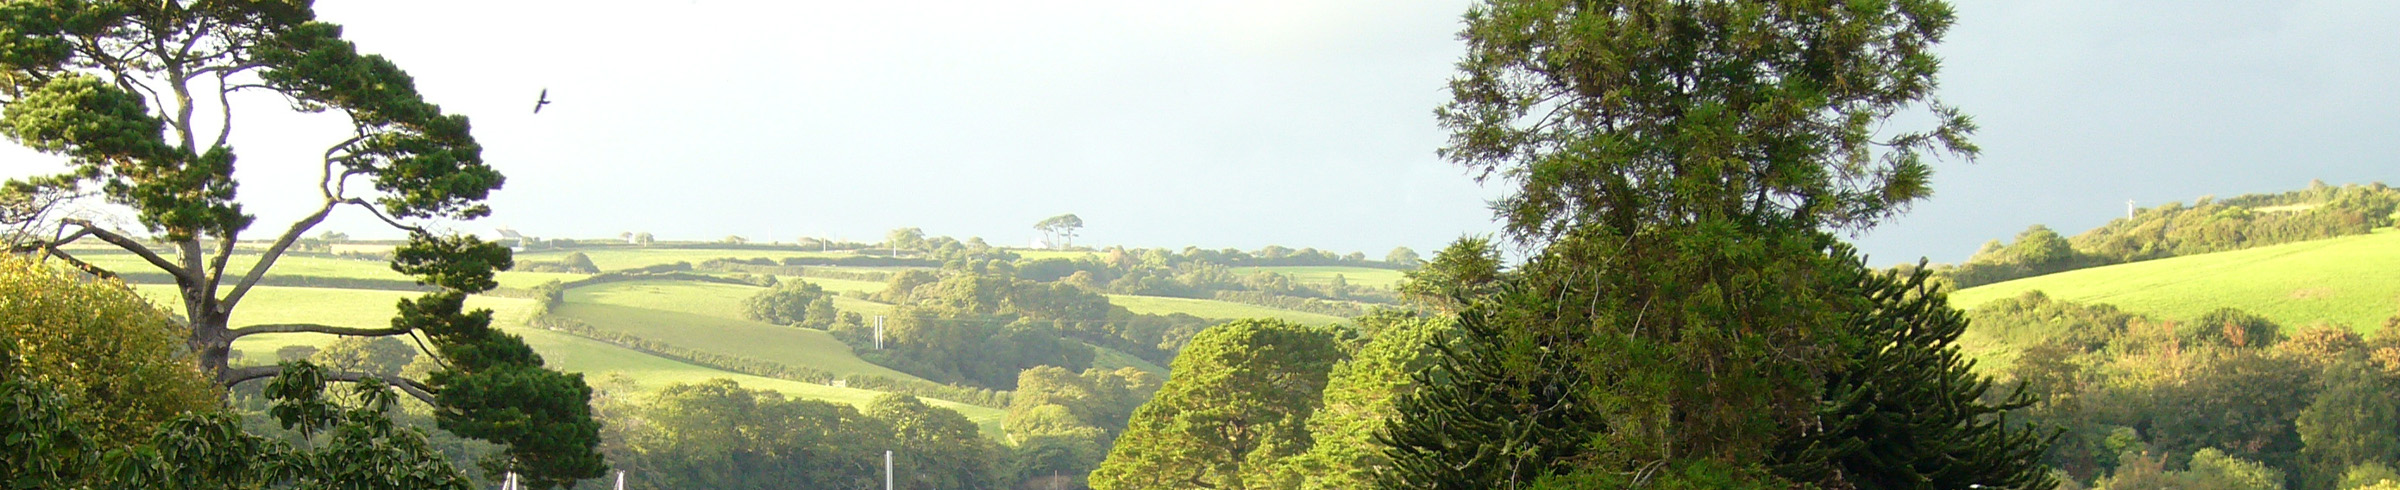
top-left (1952, 228), bottom-right (2400, 333)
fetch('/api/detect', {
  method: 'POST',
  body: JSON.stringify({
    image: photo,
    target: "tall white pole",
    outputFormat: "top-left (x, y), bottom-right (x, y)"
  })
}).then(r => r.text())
top-left (885, 450), bottom-right (894, 490)
top-left (613, 470), bottom-right (624, 490)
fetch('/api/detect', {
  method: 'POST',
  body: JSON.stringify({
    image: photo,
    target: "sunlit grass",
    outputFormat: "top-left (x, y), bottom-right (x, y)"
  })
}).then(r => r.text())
top-left (1952, 228), bottom-right (2400, 333)
top-left (1105, 294), bottom-right (1345, 324)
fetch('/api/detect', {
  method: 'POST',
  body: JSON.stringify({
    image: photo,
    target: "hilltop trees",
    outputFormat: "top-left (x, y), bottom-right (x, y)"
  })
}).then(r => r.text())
top-left (1375, 0), bottom-right (2049, 488)
top-left (0, 2), bottom-right (599, 485)
top-left (1037, 213), bottom-right (1085, 249)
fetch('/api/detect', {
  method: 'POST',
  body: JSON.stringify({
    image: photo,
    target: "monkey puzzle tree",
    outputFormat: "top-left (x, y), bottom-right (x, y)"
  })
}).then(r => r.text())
top-left (0, 1), bottom-right (601, 486)
top-left (1379, 0), bottom-right (2049, 488)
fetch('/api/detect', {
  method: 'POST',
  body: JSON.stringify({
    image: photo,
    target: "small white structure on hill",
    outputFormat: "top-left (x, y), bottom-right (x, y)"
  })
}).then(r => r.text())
top-left (495, 227), bottom-right (536, 251)
top-left (1031, 236), bottom-right (1052, 250)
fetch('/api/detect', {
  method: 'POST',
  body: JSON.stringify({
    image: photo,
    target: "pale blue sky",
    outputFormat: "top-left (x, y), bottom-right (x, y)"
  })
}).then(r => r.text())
top-left (4, 1), bottom-right (2395, 263)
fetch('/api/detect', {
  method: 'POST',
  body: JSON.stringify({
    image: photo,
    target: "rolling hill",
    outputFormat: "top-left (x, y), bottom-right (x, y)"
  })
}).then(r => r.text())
top-left (1952, 227), bottom-right (2400, 333)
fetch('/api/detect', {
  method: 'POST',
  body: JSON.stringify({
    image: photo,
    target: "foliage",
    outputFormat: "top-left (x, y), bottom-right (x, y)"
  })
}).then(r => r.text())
top-left (1089, 319), bottom-right (1344, 490)
top-left (1385, 247), bottom-right (1420, 267)
top-left (1256, 311), bottom-right (1454, 490)
top-left (1036, 214), bottom-right (1085, 249)
top-left (608, 379), bottom-right (1004, 490)
top-left (1396, 236), bottom-right (1502, 313)
top-left (741, 279), bottom-right (830, 327)
top-left (1951, 183), bottom-right (2400, 287)
top-left (1948, 229), bottom-right (2400, 332)
top-left (315, 336), bottom-right (418, 377)
top-left (0, 253), bottom-right (219, 447)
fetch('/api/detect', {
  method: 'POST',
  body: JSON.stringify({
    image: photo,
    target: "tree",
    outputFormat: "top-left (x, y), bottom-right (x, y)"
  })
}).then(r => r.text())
top-left (888, 227), bottom-right (927, 253)
top-left (1036, 213), bottom-right (1085, 249)
top-left (742, 280), bottom-right (829, 327)
top-left (867, 394), bottom-right (1004, 490)
top-left (616, 379), bottom-right (895, 490)
top-left (1384, 246), bottom-right (1421, 267)
top-left (633, 232), bottom-right (655, 246)
top-left (1396, 236), bottom-right (1503, 313)
top-left (1378, 0), bottom-right (2046, 487)
top-left (0, 3), bottom-right (601, 485)
top-left (316, 336), bottom-right (419, 377)
top-left (1258, 311), bottom-right (1454, 490)
top-left (1089, 319), bottom-right (1344, 490)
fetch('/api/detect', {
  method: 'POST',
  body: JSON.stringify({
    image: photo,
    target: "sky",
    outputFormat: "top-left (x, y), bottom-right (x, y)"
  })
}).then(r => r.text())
top-left (3, 1), bottom-right (2395, 264)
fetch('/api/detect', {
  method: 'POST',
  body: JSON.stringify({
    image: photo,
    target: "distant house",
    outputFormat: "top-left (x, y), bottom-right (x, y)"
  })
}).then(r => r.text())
top-left (1030, 236), bottom-right (1052, 250)
top-left (495, 227), bottom-right (536, 251)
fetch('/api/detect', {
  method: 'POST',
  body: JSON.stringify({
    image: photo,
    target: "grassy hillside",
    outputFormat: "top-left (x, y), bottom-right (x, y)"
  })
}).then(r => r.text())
top-left (128, 282), bottom-right (1005, 437)
top-left (1230, 266), bottom-right (1406, 289)
top-left (549, 301), bottom-right (925, 382)
top-left (1105, 294), bottom-right (1346, 324)
top-left (1952, 228), bottom-right (2400, 333)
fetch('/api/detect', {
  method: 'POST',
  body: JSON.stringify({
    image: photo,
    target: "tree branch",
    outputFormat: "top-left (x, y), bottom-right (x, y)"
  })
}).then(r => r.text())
top-left (227, 322), bottom-right (410, 340)
top-left (222, 365), bottom-right (438, 405)
top-left (60, 218), bottom-right (188, 279)
top-left (219, 197), bottom-right (336, 311)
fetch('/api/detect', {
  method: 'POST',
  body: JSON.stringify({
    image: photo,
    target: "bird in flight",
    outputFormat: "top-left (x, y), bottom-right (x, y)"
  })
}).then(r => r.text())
top-left (532, 88), bottom-right (552, 114)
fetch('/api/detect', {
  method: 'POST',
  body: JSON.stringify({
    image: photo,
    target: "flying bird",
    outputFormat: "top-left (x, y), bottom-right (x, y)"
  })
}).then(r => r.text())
top-left (532, 88), bottom-right (552, 114)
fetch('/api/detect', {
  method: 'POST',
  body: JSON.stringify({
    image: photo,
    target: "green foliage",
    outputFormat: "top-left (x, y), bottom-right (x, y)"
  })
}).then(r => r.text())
top-left (1396, 236), bottom-right (1501, 312)
top-left (0, 254), bottom-right (220, 447)
top-left (1767, 264), bottom-right (2054, 489)
top-left (2298, 362), bottom-right (2400, 486)
top-left (741, 279), bottom-right (830, 327)
top-left (611, 379), bottom-right (1002, 490)
top-left (1089, 319), bottom-right (1343, 490)
top-left (391, 232), bottom-right (514, 293)
top-left (2184, 308), bottom-right (2286, 349)
top-left (1257, 311), bottom-right (1453, 490)
top-left (1953, 183), bottom-right (2400, 287)
top-left (1385, 247), bottom-right (1420, 267)
top-left (868, 393), bottom-right (1004, 490)
top-left (1949, 229), bottom-right (2400, 333)
top-left (1439, 0), bottom-right (1974, 240)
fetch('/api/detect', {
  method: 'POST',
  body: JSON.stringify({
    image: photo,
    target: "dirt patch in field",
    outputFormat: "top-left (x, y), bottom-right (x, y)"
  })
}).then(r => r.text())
top-left (2289, 287), bottom-right (2335, 300)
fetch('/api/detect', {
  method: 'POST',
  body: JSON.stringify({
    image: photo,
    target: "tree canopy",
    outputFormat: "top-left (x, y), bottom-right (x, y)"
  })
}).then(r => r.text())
top-left (0, 2), bottom-right (599, 486)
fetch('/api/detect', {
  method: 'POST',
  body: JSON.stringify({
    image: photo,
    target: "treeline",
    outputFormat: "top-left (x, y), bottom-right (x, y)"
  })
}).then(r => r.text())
top-left (810, 271), bottom-right (1214, 389)
top-left (1012, 250), bottom-right (1399, 306)
top-left (597, 381), bottom-right (1002, 490)
top-left (1949, 182), bottom-right (2400, 288)
top-left (1975, 291), bottom-right (2400, 490)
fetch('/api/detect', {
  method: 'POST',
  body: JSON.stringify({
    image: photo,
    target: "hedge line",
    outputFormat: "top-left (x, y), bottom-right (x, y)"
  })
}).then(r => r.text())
top-left (1208, 290), bottom-right (1368, 318)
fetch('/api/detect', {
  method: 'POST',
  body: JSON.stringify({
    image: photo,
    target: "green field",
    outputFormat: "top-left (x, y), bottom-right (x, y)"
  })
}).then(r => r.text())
top-left (1105, 294), bottom-right (1346, 324)
top-left (507, 324), bottom-right (1004, 438)
top-left (1090, 344), bottom-right (1168, 375)
top-left (1952, 228), bottom-right (2400, 333)
top-left (126, 281), bottom-right (1004, 437)
top-left (550, 301), bottom-right (926, 382)
top-left (1230, 266), bottom-right (1406, 289)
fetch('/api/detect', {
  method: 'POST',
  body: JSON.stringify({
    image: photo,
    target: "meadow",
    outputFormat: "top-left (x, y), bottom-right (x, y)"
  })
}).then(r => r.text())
top-left (1951, 228), bottom-right (2400, 333)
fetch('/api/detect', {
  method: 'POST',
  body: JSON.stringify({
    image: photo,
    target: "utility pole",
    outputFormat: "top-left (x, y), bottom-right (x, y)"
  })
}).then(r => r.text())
top-left (885, 450), bottom-right (894, 490)
top-left (873, 316), bottom-right (886, 350)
